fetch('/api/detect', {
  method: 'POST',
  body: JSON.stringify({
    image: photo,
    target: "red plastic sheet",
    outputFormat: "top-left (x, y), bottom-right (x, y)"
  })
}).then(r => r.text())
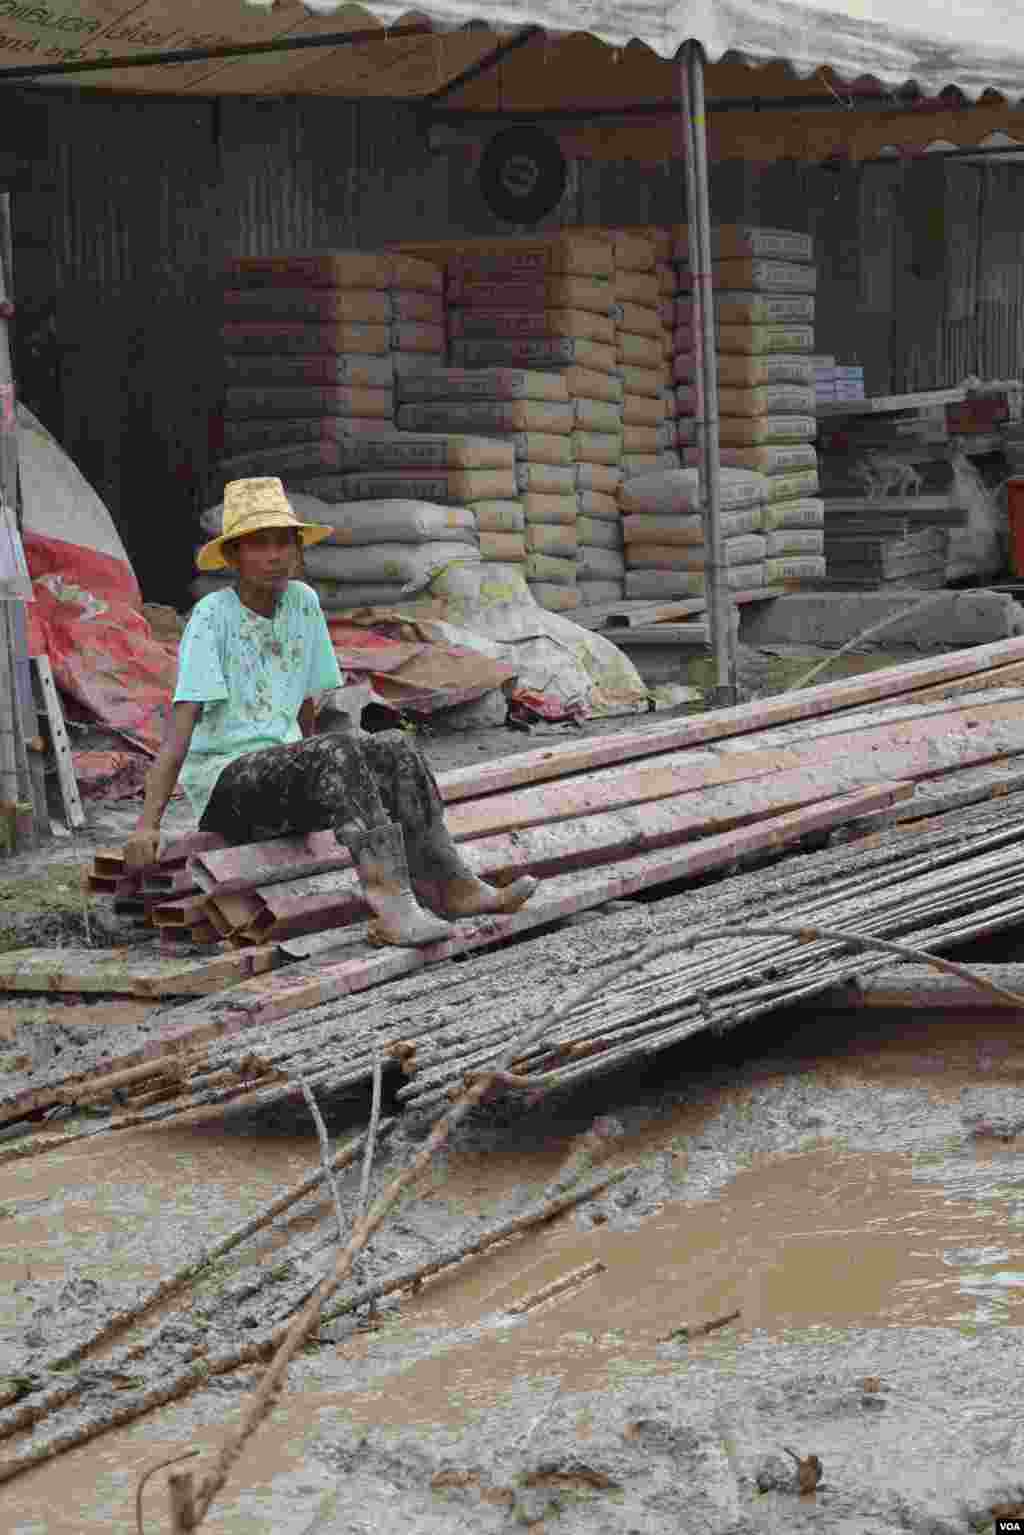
top-left (25, 534), bottom-right (177, 756)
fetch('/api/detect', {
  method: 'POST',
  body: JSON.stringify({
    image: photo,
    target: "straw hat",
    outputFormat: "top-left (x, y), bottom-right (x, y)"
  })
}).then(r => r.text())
top-left (196, 477), bottom-right (333, 572)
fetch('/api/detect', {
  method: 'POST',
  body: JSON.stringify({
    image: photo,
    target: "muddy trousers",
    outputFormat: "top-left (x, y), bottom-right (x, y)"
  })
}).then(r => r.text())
top-left (198, 730), bottom-right (459, 883)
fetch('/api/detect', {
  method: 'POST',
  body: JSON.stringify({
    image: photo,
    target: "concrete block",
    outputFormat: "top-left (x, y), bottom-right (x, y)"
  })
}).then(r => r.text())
top-left (739, 590), bottom-right (1024, 653)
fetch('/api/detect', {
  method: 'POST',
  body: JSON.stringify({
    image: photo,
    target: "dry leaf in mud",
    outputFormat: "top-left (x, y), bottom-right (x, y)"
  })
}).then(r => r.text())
top-left (993, 1502), bottom-right (1024, 1519)
top-left (658, 1308), bottom-right (740, 1343)
top-left (861, 1376), bottom-right (882, 1393)
top-left (783, 1447), bottom-right (823, 1494)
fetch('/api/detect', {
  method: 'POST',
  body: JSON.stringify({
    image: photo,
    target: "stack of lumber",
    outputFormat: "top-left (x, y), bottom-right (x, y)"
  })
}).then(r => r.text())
top-left (18, 635), bottom-right (1024, 1136)
top-left (216, 252), bottom-right (440, 494)
top-left (672, 224), bottom-right (823, 590)
top-left (821, 523), bottom-right (950, 589)
top-left (86, 831), bottom-right (227, 952)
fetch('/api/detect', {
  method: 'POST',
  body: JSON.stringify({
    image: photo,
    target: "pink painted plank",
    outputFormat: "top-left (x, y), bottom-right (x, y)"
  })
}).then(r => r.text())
top-left (436, 635), bottom-right (1024, 802)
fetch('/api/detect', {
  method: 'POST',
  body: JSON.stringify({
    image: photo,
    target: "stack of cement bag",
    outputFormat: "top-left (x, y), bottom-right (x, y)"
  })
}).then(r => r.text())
top-left (610, 229), bottom-right (675, 482)
top-left (195, 491), bottom-right (480, 613)
top-left (395, 366), bottom-right (577, 611)
top-left (671, 225), bottom-right (825, 588)
top-left (619, 466), bottom-right (767, 600)
top-left (216, 250), bottom-right (441, 492)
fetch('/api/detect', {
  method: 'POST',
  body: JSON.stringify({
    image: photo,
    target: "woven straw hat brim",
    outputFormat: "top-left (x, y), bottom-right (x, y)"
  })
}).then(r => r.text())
top-left (196, 517), bottom-right (333, 573)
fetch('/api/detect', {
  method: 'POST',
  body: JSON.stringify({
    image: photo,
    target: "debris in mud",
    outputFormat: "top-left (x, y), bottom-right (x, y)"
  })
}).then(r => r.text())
top-left (658, 1308), bottom-right (741, 1344)
top-left (961, 1086), bottom-right (1024, 1140)
top-left (783, 1447), bottom-right (824, 1495)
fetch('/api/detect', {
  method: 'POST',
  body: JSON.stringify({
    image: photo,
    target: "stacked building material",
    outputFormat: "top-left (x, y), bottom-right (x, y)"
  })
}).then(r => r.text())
top-left (671, 226), bottom-right (824, 590)
top-left (618, 465), bottom-right (767, 600)
top-left (216, 250), bottom-right (441, 494)
top-left (197, 488), bottom-right (482, 613)
top-left (394, 366), bottom-right (577, 608)
top-left (611, 229), bottom-right (675, 483)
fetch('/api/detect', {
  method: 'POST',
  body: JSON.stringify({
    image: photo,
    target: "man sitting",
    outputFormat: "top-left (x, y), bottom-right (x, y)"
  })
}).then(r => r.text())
top-left (124, 477), bottom-right (537, 946)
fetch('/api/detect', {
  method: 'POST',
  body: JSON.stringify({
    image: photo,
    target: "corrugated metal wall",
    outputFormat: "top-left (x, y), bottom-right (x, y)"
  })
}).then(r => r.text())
top-left (5, 87), bottom-right (1024, 604)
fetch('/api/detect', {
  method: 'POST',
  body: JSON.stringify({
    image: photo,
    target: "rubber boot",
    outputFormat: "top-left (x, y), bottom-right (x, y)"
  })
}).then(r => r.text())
top-left (407, 821), bottom-right (538, 920)
top-left (341, 821), bottom-right (455, 948)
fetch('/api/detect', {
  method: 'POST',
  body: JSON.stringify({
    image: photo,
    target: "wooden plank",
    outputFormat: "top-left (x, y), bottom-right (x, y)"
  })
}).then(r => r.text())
top-left (615, 623), bottom-right (710, 645)
top-left (590, 586), bottom-right (783, 630)
top-left (151, 895), bottom-right (211, 930)
top-left (436, 635), bottom-right (1024, 804)
top-left (904, 665), bottom-right (1024, 703)
top-left (0, 943), bottom-right (280, 999)
top-left (34, 654), bottom-right (85, 829)
top-left (816, 386), bottom-right (966, 417)
top-left (203, 782), bottom-right (914, 1030)
top-left (189, 693), bottom-right (1024, 896)
top-left (819, 964), bottom-right (1024, 1012)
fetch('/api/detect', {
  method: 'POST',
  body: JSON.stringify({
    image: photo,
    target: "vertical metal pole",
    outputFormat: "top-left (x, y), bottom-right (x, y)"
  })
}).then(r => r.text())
top-left (680, 42), bottom-right (737, 705)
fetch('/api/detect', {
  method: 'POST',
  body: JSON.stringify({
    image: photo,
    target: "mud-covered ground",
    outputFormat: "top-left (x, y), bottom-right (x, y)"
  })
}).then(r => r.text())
top-left (1, 647), bottom-right (1023, 1533)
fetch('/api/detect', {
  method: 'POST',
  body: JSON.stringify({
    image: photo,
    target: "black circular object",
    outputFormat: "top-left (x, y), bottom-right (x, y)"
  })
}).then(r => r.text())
top-left (477, 127), bottom-right (568, 225)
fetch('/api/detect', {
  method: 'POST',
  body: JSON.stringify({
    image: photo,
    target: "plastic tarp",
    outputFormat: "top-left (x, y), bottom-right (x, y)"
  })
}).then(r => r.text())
top-left (18, 404), bottom-right (177, 755)
top-left (326, 619), bottom-right (519, 716)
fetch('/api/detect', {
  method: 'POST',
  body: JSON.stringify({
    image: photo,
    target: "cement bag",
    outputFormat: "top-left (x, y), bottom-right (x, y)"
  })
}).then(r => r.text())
top-left (617, 333), bottom-right (664, 368)
top-left (480, 532), bottom-right (527, 562)
top-left (572, 431), bottom-right (621, 466)
top-left (302, 540), bottom-right (480, 585)
top-left (671, 225), bottom-right (814, 264)
top-left (563, 366), bottom-right (623, 404)
top-left (525, 523), bottom-right (578, 557)
top-left (704, 384), bottom-right (816, 418)
top-left (577, 579), bottom-right (625, 605)
top-left (626, 534), bottom-right (767, 570)
top-left (619, 467), bottom-right (766, 516)
top-left (224, 385), bottom-right (394, 419)
top-left (448, 308), bottom-right (615, 345)
top-left (675, 259), bottom-right (816, 294)
top-left (578, 545), bottom-right (626, 580)
top-left (717, 325), bottom-right (815, 357)
top-left (623, 395), bottom-right (667, 427)
top-left (391, 320), bottom-right (445, 354)
top-left (947, 450), bottom-right (1004, 581)
top-left (578, 516), bottom-right (623, 550)
top-left (614, 270), bottom-right (660, 305)
top-left (226, 251), bottom-right (442, 292)
top-left (221, 322), bottom-right (391, 356)
top-left (308, 468), bottom-right (518, 504)
top-left (471, 502), bottom-right (526, 533)
top-left (397, 400), bottom-right (574, 436)
top-left (522, 493), bottom-right (579, 527)
top-left (673, 353), bottom-right (814, 388)
top-left (224, 287), bottom-right (392, 323)
top-left (223, 352), bottom-right (395, 389)
top-left (615, 302), bottom-right (663, 339)
top-left (575, 398), bottom-right (623, 434)
top-left (529, 583), bottom-right (579, 612)
top-left (526, 552), bottom-right (576, 586)
top-left (764, 528), bottom-right (825, 557)
top-left (625, 563), bottom-right (765, 599)
top-left (391, 290), bottom-right (445, 324)
top-left (718, 416), bottom-right (817, 446)
top-left (684, 444), bottom-right (818, 476)
top-left (508, 433), bottom-right (574, 466)
top-left (444, 235), bottom-right (615, 280)
top-left (621, 454), bottom-right (662, 477)
top-left (311, 580), bottom-right (415, 611)
top-left (578, 491), bottom-right (621, 521)
top-left (763, 472), bottom-right (821, 504)
top-left (317, 503), bottom-right (478, 547)
top-left (445, 275), bottom-right (614, 314)
top-left (338, 434), bottom-right (514, 471)
top-left (763, 555), bottom-right (827, 585)
top-left (619, 364), bottom-right (668, 399)
top-left (516, 463), bottom-right (577, 496)
top-left (222, 417), bottom-right (390, 455)
top-left (396, 368), bottom-right (568, 405)
top-left (623, 505), bottom-right (763, 545)
top-left (673, 292), bottom-right (816, 327)
top-left (576, 463), bottom-right (622, 495)
top-left (410, 561), bottom-right (647, 717)
top-left (201, 489), bottom-right (332, 540)
top-left (761, 497), bottom-right (824, 531)
top-left (451, 337), bottom-right (618, 374)
top-left (623, 425), bottom-right (661, 455)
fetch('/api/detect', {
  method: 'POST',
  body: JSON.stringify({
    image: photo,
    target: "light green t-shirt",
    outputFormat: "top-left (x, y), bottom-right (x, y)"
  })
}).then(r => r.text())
top-left (173, 582), bottom-right (342, 819)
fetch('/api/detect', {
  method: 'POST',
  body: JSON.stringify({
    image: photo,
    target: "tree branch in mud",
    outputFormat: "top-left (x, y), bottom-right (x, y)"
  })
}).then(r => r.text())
top-left (135, 1448), bottom-right (198, 1535)
top-left (296, 1076), bottom-right (346, 1246)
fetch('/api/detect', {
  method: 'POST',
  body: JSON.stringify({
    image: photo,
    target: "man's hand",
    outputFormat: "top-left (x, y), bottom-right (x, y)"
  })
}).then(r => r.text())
top-left (124, 827), bottom-right (161, 872)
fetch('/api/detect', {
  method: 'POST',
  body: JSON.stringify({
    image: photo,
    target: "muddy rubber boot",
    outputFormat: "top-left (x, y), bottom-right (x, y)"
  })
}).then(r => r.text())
top-left (408, 822), bottom-right (539, 920)
top-left (341, 821), bottom-right (454, 948)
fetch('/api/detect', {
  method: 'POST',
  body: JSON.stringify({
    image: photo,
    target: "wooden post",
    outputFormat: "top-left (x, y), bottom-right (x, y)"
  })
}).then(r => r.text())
top-left (0, 190), bottom-right (44, 848)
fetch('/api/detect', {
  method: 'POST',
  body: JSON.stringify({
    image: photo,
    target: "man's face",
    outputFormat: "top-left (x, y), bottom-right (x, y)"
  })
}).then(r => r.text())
top-left (226, 527), bottom-right (300, 595)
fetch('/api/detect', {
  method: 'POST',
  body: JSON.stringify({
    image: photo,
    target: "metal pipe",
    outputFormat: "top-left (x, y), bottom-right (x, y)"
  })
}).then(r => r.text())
top-left (681, 41), bottom-right (735, 704)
